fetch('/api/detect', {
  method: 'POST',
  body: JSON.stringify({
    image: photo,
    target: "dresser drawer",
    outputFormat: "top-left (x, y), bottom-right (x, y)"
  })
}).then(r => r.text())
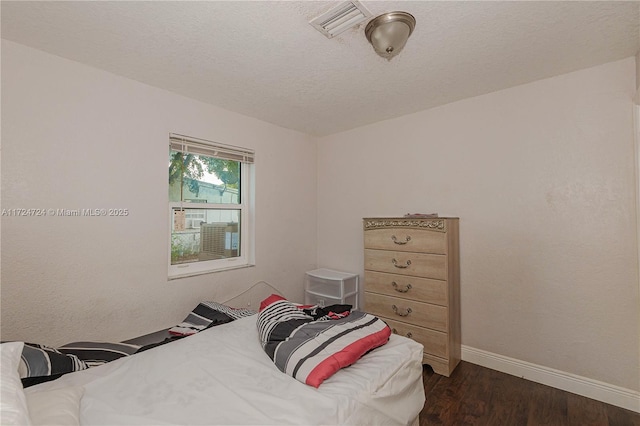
top-left (364, 249), bottom-right (447, 280)
top-left (364, 271), bottom-right (448, 306)
top-left (364, 292), bottom-right (447, 332)
top-left (364, 228), bottom-right (447, 254)
top-left (384, 317), bottom-right (448, 359)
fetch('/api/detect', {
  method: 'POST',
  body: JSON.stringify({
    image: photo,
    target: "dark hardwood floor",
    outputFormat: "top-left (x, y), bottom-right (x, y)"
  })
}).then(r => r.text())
top-left (419, 361), bottom-right (640, 426)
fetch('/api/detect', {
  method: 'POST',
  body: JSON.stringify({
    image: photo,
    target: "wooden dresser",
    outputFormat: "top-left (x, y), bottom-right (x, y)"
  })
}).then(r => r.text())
top-left (363, 217), bottom-right (460, 376)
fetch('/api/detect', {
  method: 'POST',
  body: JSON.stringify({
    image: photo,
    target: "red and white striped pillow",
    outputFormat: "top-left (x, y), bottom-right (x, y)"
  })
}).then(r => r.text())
top-left (257, 294), bottom-right (391, 387)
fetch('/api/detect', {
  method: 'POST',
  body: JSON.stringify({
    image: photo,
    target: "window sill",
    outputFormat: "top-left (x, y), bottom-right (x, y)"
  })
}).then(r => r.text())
top-left (168, 263), bottom-right (255, 281)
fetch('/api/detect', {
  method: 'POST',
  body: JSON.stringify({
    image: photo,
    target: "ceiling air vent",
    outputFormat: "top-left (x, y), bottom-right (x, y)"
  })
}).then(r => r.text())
top-left (309, 1), bottom-right (372, 39)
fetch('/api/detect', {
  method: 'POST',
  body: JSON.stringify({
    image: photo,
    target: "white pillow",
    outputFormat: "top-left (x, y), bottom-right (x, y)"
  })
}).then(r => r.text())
top-left (1, 341), bottom-right (32, 426)
top-left (25, 386), bottom-right (84, 426)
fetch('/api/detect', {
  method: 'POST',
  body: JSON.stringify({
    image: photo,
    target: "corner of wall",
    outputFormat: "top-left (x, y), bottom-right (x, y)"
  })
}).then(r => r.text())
top-left (635, 102), bottom-right (640, 381)
top-left (635, 51), bottom-right (640, 103)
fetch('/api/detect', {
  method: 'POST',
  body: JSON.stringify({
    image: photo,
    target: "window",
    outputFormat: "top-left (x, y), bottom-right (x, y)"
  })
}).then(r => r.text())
top-left (168, 133), bottom-right (254, 278)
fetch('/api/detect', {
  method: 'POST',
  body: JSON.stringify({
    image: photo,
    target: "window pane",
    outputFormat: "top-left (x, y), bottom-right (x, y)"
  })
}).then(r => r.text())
top-left (171, 208), bottom-right (240, 265)
top-left (169, 150), bottom-right (240, 204)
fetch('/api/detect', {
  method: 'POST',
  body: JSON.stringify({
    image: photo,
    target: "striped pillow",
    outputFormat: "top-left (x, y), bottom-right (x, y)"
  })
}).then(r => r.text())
top-left (258, 294), bottom-right (391, 387)
top-left (19, 343), bottom-right (88, 379)
top-left (58, 342), bottom-right (140, 367)
top-left (169, 301), bottom-right (255, 336)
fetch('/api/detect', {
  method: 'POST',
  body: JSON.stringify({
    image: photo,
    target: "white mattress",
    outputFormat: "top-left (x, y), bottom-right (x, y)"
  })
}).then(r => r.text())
top-left (25, 315), bottom-right (425, 425)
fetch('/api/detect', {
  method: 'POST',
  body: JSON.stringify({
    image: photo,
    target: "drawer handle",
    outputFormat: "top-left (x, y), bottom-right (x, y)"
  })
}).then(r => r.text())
top-left (392, 305), bottom-right (412, 317)
top-left (392, 258), bottom-right (411, 269)
top-left (391, 282), bottom-right (412, 293)
top-left (391, 328), bottom-right (413, 339)
top-left (391, 235), bottom-right (411, 245)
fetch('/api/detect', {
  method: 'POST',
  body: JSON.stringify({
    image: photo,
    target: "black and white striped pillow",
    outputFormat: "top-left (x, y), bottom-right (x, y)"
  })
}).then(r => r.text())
top-left (200, 301), bottom-right (255, 320)
top-left (168, 301), bottom-right (255, 336)
top-left (58, 341), bottom-right (141, 367)
top-left (19, 343), bottom-right (88, 379)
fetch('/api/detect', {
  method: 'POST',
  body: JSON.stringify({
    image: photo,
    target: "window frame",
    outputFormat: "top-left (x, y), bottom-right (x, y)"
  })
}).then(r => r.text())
top-left (168, 134), bottom-right (254, 279)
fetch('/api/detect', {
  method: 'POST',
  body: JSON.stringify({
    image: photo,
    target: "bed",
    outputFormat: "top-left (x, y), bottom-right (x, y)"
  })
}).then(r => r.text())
top-left (2, 283), bottom-right (426, 426)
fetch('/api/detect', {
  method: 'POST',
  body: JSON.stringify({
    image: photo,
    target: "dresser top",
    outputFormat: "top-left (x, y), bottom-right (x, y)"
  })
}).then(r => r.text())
top-left (362, 216), bottom-right (458, 220)
top-left (363, 217), bottom-right (458, 232)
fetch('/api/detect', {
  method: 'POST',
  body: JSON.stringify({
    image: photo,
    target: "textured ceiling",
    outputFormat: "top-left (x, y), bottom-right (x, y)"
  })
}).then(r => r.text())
top-left (2, 1), bottom-right (639, 136)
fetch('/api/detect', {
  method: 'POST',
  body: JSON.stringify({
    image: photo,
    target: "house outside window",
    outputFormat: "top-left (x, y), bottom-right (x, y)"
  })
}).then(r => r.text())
top-left (168, 134), bottom-right (254, 278)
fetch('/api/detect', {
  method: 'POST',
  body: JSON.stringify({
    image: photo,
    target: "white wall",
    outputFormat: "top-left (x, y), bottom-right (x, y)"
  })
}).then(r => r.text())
top-left (635, 53), bottom-right (640, 388)
top-left (317, 57), bottom-right (639, 392)
top-left (636, 51), bottom-right (640, 95)
top-left (1, 40), bottom-right (317, 345)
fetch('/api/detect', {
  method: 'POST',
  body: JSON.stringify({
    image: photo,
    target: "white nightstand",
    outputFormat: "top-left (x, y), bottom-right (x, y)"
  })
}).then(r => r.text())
top-left (305, 268), bottom-right (359, 309)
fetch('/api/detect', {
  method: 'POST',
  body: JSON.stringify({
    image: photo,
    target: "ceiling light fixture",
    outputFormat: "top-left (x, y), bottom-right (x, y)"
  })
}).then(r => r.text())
top-left (365, 11), bottom-right (416, 60)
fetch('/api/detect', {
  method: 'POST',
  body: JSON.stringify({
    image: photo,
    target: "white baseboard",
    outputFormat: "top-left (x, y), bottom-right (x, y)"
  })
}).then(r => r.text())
top-left (461, 345), bottom-right (640, 413)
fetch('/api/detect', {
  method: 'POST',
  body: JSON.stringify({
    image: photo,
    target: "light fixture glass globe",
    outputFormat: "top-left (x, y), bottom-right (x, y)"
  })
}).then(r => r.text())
top-left (370, 21), bottom-right (411, 55)
top-left (365, 11), bottom-right (416, 59)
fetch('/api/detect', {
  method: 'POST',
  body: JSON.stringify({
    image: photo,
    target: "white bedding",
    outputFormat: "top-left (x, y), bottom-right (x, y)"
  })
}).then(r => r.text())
top-left (25, 315), bottom-right (425, 425)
